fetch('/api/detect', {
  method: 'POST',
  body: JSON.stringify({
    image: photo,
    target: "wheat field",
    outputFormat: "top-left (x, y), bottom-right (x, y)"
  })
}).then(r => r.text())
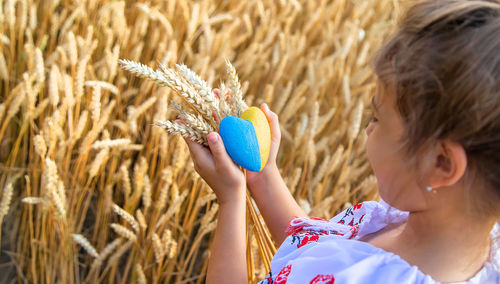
top-left (0, 0), bottom-right (399, 283)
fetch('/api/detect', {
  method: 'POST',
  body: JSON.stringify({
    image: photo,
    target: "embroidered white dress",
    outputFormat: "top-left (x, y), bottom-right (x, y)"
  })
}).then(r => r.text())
top-left (258, 200), bottom-right (500, 284)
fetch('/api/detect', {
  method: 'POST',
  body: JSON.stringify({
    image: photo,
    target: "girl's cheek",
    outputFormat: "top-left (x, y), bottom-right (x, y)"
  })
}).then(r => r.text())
top-left (365, 122), bottom-right (375, 136)
top-left (365, 133), bottom-right (376, 168)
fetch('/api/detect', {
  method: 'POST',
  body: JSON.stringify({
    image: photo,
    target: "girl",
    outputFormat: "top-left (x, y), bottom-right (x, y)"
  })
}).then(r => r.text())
top-left (182, 0), bottom-right (500, 283)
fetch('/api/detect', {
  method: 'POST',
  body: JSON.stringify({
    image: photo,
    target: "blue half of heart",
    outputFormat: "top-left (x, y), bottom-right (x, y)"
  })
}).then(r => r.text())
top-left (219, 116), bottom-right (261, 172)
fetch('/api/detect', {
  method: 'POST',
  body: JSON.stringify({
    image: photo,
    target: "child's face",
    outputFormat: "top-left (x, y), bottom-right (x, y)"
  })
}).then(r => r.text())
top-left (365, 84), bottom-right (428, 212)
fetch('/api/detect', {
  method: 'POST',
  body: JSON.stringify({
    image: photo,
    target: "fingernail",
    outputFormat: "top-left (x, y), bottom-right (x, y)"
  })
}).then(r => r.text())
top-left (208, 133), bottom-right (218, 143)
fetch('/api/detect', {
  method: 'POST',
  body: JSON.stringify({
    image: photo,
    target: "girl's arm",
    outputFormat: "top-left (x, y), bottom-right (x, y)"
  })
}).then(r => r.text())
top-left (183, 132), bottom-right (247, 284)
top-left (206, 196), bottom-right (247, 283)
top-left (246, 104), bottom-right (307, 245)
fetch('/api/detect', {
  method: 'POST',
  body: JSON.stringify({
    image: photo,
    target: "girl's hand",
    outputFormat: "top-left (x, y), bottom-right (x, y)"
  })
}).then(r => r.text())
top-left (245, 103), bottom-right (281, 187)
top-left (183, 131), bottom-right (246, 205)
top-left (212, 88), bottom-right (281, 188)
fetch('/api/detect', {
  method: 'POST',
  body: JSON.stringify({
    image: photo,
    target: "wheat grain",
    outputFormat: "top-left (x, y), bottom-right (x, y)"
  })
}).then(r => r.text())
top-left (342, 75), bottom-right (351, 106)
top-left (91, 138), bottom-right (131, 150)
top-left (62, 73), bottom-right (75, 109)
top-left (89, 148), bottom-right (109, 178)
top-left (135, 209), bottom-right (147, 231)
top-left (84, 80), bottom-right (119, 95)
top-left (7, 88), bottom-right (26, 119)
top-left (152, 232), bottom-right (164, 263)
top-left (132, 157), bottom-right (148, 202)
top-left (129, 96), bottom-right (157, 122)
top-left (0, 52), bottom-right (8, 80)
top-left (200, 203), bottom-right (219, 228)
top-left (91, 238), bottom-right (121, 271)
top-left (176, 63), bottom-right (216, 105)
top-left (33, 98), bottom-right (49, 119)
top-left (0, 103), bottom-right (5, 123)
top-left (119, 163), bottom-right (132, 198)
top-left (0, 175), bottom-right (20, 219)
top-left (66, 32), bottom-right (78, 66)
top-left (119, 59), bottom-right (169, 86)
top-left (34, 134), bottom-right (47, 159)
top-left (48, 65), bottom-right (60, 107)
top-left (158, 63), bottom-right (217, 123)
top-left (73, 110), bottom-right (88, 141)
top-left (50, 184), bottom-right (66, 219)
top-left (155, 167), bottom-right (172, 211)
top-left (166, 239), bottom-right (177, 259)
top-left (154, 120), bottom-right (207, 146)
top-left (136, 264), bottom-right (147, 284)
top-left (155, 190), bottom-right (188, 231)
top-left (311, 154), bottom-right (332, 190)
top-left (107, 240), bottom-right (133, 267)
top-left (196, 193), bottom-right (216, 207)
top-left (348, 101), bottom-right (363, 140)
top-left (72, 234), bottom-right (100, 258)
top-left (21, 197), bottom-right (44, 205)
top-left (170, 101), bottom-right (214, 134)
top-left (112, 203), bottom-right (139, 233)
top-left (44, 158), bottom-right (66, 218)
top-left (57, 180), bottom-right (67, 210)
top-left (288, 168), bottom-right (302, 195)
top-left (90, 86), bottom-right (101, 126)
top-left (110, 223), bottom-right (137, 242)
top-left (142, 175), bottom-right (152, 210)
top-left (75, 54), bottom-right (90, 100)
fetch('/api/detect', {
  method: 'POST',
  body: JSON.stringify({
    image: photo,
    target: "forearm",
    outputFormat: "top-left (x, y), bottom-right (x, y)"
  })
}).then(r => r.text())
top-left (248, 167), bottom-right (307, 245)
top-left (206, 198), bottom-right (247, 284)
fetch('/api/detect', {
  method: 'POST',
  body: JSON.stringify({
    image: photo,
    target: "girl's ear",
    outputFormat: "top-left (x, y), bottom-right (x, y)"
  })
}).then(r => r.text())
top-left (428, 140), bottom-right (467, 189)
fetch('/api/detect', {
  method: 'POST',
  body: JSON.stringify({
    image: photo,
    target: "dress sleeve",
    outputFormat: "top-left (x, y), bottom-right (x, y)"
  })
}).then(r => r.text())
top-left (285, 201), bottom-right (409, 241)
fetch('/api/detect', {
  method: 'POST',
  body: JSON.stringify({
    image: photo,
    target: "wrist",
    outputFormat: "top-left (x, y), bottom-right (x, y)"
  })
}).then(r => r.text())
top-left (218, 193), bottom-right (246, 209)
top-left (218, 183), bottom-right (246, 207)
top-left (247, 164), bottom-right (280, 189)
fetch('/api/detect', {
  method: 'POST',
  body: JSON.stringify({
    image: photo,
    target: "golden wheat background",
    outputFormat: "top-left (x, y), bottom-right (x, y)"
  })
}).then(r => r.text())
top-left (0, 0), bottom-right (400, 282)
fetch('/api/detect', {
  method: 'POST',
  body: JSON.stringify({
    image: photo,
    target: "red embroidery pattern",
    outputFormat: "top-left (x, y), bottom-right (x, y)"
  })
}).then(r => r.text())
top-left (286, 217), bottom-right (329, 236)
top-left (349, 224), bottom-right (360, 239)
top-left (274, 264), bottom-right (292, 284)
top-left (298, 234), bottom-right (320, 248)
top-left (353, 203), bottom-right (363, 210)
top-left (309, 274), bottom-right (335, 284)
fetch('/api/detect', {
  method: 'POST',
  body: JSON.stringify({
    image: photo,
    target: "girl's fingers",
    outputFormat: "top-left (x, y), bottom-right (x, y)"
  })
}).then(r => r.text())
top-left (206, 132), bottom-right (234, 171)
top-left (213, 88), bottom-right (220, 99)
top-left (183, 136), bottom-right (215, 172)
top-left (261, 103), bottom-right (281, 160)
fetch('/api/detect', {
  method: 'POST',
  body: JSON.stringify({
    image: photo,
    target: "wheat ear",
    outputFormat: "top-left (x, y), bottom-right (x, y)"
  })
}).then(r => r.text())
top-left (111, 203), bottom-right (139, 233)
top-left (72, 234), bottom-right (100, 258)
top-left (154, 120), bottom-right (207, 146)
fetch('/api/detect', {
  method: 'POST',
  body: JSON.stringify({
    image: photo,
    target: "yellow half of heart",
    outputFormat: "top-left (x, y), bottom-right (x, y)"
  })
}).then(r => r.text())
top-left (240, 107), bottom-right (271, 171)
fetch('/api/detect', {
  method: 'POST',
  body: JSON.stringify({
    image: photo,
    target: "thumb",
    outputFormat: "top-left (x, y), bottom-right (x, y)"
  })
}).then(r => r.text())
top-left (207, 132), bottom-right (233, 170)
top-left (261, 103), bottom-right (281, 161)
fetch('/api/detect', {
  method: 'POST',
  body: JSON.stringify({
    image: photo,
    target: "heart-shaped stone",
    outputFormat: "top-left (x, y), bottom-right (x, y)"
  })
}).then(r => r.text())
top-left (219, 116), bottom-right (262, 172)
top-left (219, 107), bottom-right (271, 172)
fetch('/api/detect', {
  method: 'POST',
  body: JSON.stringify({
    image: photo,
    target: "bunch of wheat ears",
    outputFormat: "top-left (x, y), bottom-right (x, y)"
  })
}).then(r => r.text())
top-left (119, 59), bottom-right (245, 145)
top-left (119, 58), bottom-right (277, 271)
